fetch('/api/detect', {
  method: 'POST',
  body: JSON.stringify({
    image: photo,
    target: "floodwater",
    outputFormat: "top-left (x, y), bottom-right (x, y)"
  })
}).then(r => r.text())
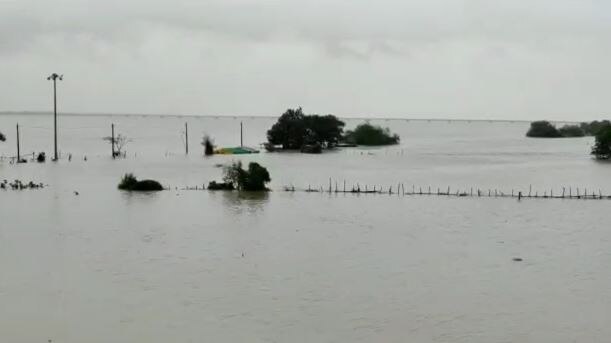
top-left (1, 113), bottom-right (610, 343)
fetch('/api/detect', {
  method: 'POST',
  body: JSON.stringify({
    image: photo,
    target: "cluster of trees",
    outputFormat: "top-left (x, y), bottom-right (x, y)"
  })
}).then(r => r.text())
top-left (580, 120), bottom-right (611, 136)
top-left (591, 125), bottom-right (611, 160)
top-left (266, 108), bottom-right (400, 152)
top-left (267, 108), bottom-right (345, 151)
top-left (217, 161), bottom-right (271, 191)
top-left (526, 120), bottom-right (611, 160)
top-left (526, 121), bottom-right (585, 138)
top-left (344, 123), bottom-right (400, 146)
top-left (527, 120), bottom-right (611, 138)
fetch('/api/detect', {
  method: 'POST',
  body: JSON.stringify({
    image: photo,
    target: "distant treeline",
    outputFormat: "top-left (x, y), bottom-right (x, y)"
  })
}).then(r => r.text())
top-left (527, 120), bottom-right (611, 138)
top-left (526, 120), bottom-right (611, 160)
top-left (266, 107), bottom-right (400, 153)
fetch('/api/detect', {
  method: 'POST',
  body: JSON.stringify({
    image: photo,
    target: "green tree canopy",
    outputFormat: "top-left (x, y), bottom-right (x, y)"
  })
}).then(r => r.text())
top-left (343, 122), bottom-right (400, 146)
top-left (526, 121), bottom-right (562, 138)
top-left (591, 125), bottom-right (611, 160)
top-left (267, 108), bottom-right (345, 150)
top-left (558, 125), bottom-right (585, 137)
top-left (581, 120), bottom-right (611, 136)
top-left (223, 161), bottom-right (271, 191)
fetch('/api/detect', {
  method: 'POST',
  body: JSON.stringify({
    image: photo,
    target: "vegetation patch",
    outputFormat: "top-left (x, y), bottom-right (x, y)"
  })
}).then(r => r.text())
top-left (202, 135), bottom-right (215, 156)
top-left (0, 131), bottom-right (5, 142)
top-left (207, 181), bottom-right (235, 190)
top-left (591, 125), bottom-right (611, 160)
top-left (222, 161), bottom-right (271, 191)
top-left (527, 120), bottom-right (611, 138)
top-left (343, 122), bottom-right (400, 146)
top-left (526, 121), bottom-right (563, 138)
top-left (267, 107), bottom-right (345, 152)
top-left (1, 180), bottom-right (44, 190)
top-left (581, 120), bottom-right (611, 136)
top-left (118, 173), bottom-right (164, 191)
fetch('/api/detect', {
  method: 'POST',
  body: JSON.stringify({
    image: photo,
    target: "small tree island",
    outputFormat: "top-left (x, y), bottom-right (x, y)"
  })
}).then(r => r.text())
top-left (209, 161), bottom-right (271, 191)
top-left (343, 122), bottom-right (400, 146)
top-left (266, 107), bottom-right (345, 153)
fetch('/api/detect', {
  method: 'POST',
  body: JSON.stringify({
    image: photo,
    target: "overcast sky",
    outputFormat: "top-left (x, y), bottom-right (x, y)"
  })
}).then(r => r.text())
top-left (1, 0), bottom-right (610, 120)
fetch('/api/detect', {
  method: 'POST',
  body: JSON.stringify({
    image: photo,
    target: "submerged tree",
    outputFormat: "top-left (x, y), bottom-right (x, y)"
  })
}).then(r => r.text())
top-left (223, 161), bottom-right (271, 191)
top-left (103, 134), bottom-right (130, 158)
top-left (526, 121), bottom-right (562, 138)
top-left (581, 120), bottom-right (611, 136)
top-left (118, 173), bottom-right (163, 191)
top-left (591, 126), bottom-right (611, 160)
top-left (0, 131), bottom-right (5, 142)
top-left (343, 122), bottom-right (400, 146)
top-left (267, 107), bottom-right (344, 150)
top-left (202, 135), bottom-right (215, 156)
top-left (558, 125), bottom-right (585, 137)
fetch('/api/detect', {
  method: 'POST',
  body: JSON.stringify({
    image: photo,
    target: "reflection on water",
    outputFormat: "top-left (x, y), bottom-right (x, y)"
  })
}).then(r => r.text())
top-left (218, 190), bottom-right (270, 215)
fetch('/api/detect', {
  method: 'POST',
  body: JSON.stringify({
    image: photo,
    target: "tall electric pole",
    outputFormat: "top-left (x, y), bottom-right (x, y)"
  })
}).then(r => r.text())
top-left (47, 73), bottom-right (63, 161)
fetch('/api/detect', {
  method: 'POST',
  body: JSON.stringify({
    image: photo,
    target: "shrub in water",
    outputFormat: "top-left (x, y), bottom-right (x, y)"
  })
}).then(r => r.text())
top-left (202, 135), bottom-right (215, 156)
top-left (118, 173), bottom-right (163, 191)
top-left (343, 122), bottom-right (400, 146)
top-left (222, 161), bottom-right (271, 191)
top-left (0, 132), bottom-right (5, 142)
top-left (591, 126), bottom-right (611, 160)
top-left (558, 125), bottom-right (585, 137)
top-left (207, 181), bottom-right (235, 190)
top-left (526, 121), bottom-right (562, 138)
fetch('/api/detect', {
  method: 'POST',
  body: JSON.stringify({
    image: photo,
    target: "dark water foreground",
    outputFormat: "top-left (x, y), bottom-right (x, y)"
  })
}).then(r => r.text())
top-left (1, 114), bottom-right (610, 342)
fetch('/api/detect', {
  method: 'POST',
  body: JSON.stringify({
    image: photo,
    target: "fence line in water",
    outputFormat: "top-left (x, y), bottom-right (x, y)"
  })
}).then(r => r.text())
top-left (280, 180), bottom-right (611, 200)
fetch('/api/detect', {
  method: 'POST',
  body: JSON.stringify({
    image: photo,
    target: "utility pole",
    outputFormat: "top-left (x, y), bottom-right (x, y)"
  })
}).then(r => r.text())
top-left (16, 123), bottom-right (20, 162)
top-left (47, 73), bottom-right (63, 161)
top-left (185, 122), bottom-right (189, 154)
top-left (240, 121), bottom-right (243, 147)
top-left (111, 123), bottom-right (115, 158)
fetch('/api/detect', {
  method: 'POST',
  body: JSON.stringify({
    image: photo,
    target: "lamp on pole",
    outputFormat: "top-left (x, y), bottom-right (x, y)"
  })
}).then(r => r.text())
top-left (47, 73), bottom-right (63, 161)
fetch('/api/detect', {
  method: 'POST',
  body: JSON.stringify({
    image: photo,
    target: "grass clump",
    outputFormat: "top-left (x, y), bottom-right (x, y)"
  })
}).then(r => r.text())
top-left (118, 173), bottom-right (163, 191)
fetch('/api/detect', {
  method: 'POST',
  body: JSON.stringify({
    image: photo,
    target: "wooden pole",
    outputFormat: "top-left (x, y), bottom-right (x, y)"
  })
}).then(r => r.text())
top-left (185, 122), bottom-right (189, 154)
top-left (53, 78), bottom-right (58, 161)
top-left (240, 121), bottom-right (243, 147)
top-left (16, 123), bottom-right (20, 162)
top-left (111, 123), bottom-right (115, 158)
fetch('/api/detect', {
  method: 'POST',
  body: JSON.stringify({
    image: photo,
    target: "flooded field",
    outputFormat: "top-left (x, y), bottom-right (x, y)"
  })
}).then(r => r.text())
top-left (1, 113), bottom-right (611, 343)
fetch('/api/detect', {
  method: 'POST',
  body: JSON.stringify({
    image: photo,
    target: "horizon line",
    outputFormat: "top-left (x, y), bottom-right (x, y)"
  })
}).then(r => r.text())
top-left (0, 110), bottom-right (583, 124)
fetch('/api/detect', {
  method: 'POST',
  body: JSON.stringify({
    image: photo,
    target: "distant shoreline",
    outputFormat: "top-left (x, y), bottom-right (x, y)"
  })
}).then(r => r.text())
top-left (0, 110), bottom-right (579, 124)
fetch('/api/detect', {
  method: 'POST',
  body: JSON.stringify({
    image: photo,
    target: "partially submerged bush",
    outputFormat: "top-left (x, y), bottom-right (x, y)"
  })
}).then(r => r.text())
top-left (526, 121), bottom-right (562, 138)
top-left (202, 135), bottom-right (215, 156)
top-left (207, 181), bottom-right (235, 190)
top-left (558, 125), bottom-right (585, 137)
top-left (223, 161), bottom-right (271, 191)
top-left (591, 126), bottom-right (611, 160)
top-left (581, 120), bottom-right (611, 136)
top-left (343, 122), bottom-right (400, 146)
top-left (118, 173), bottom-right (163, 191)
top-left (0, 132), bottom-right (5, 142)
